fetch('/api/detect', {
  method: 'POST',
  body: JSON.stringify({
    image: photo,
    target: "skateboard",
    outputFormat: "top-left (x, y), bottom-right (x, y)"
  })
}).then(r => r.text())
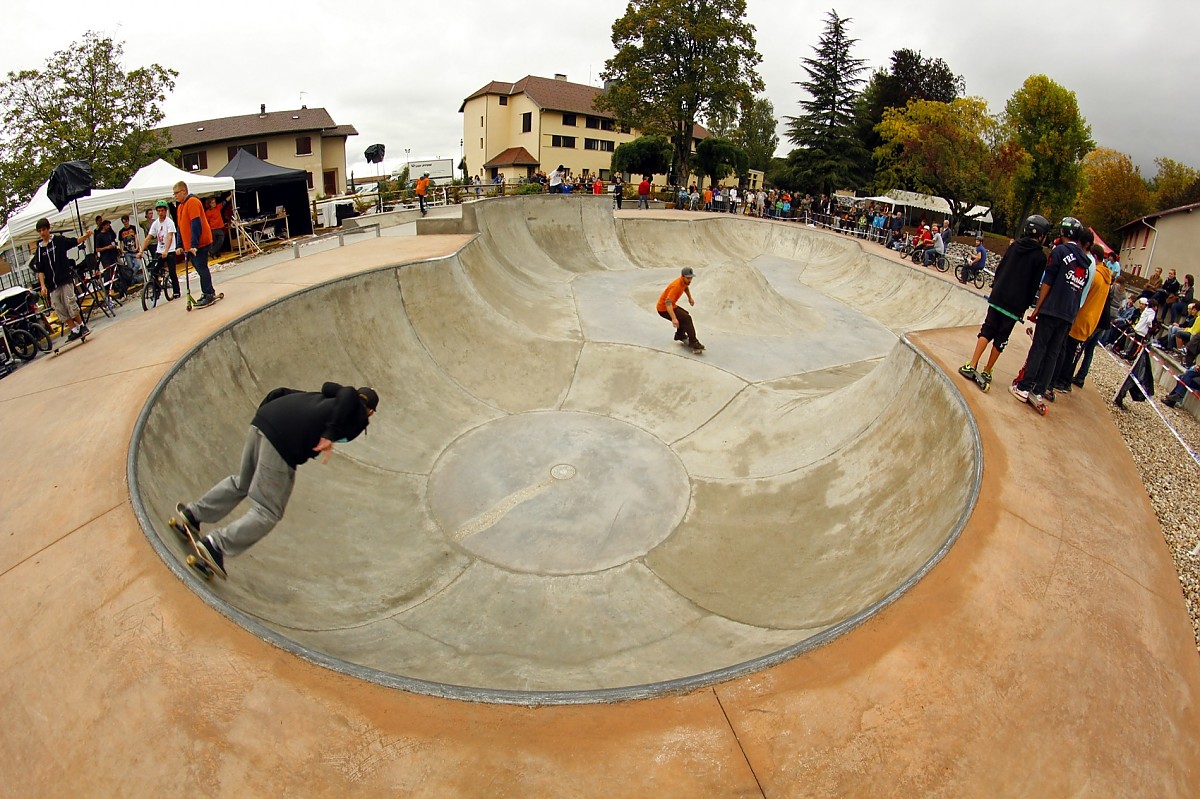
top-left (186, 291), bottom-right (225, 312)
top-left (168, 504), bottom-right (227, 580)
top-left (973, 370), bottom-right (991, 392)
top-left (52, 330), bottom-right (90, 356)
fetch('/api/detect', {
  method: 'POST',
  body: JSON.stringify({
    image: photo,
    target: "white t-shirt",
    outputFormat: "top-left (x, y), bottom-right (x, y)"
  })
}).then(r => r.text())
top-left (549, 169), bottom-right (564, 187)
top-left (148, 216), bottom-right (177, 254)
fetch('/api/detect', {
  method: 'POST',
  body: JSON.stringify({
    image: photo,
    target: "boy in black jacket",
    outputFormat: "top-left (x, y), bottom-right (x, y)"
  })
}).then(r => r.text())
top-left (177, 382), bottom-right (379, 577)
top-left (1010, 217), bottom-right (1091, 410)
top-left (957, 215), bottom-right (1050, 391)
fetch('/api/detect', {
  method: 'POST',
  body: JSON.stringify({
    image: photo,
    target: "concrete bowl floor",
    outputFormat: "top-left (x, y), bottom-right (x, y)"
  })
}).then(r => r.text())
top-left (132, 196), bottom-right (983, 700)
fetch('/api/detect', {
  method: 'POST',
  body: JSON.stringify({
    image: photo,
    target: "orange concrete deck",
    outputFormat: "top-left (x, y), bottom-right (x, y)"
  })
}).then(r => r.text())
top-left (2, 213), bottom-right (1198, 797)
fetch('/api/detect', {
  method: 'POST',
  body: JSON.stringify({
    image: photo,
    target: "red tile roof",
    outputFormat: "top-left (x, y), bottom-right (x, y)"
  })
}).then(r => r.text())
top-left (158, 107), bottom-right (358, 149)
top-left (482, 147), bottom-right (539, 168)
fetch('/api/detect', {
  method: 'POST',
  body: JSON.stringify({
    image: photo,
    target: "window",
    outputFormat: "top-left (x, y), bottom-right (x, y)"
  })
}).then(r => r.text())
top-left (480, 116), bottom-right (484, 127)
top-left (228, 142), bottom-right (268, 161)
top-left (562, 113), bottom-right (577, 126)
top-left (584, 138), bottom-right (614, 152)
top-left (181, 151), bottom-right (207, 171)
top-left (586, 116), bottom-right (599, 129)
top-left (296, 136), bottom-right (312, 156)
top-left (585, 117), bottom-right (613, 131)
top-left (551, 135), bottom-right (576, 148)
top-left (522, 112), bottom-right (532, 133)
top-left (499, 96), bottom-right (507, 106)
top-left (306, 171), bottom-right (314, 190)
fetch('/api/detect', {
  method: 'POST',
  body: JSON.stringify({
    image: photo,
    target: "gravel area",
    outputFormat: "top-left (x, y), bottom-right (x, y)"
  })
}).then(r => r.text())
top-left (1086, 348), bottom-right (1200, 653)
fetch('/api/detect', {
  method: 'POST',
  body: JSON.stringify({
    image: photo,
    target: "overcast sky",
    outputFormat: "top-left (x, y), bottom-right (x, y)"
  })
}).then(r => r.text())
top-left (3, 0), bottom-right (1196, 182)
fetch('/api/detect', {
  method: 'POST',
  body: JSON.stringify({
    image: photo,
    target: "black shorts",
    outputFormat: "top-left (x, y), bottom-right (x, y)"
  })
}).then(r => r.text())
top-left (978, 307), bottom-right (1019, 352)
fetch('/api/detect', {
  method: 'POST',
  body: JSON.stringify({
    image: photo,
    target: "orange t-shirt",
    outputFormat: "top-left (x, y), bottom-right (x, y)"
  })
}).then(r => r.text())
top-left (415, 177), bottom-right (429, 197)
top-left (205, 204), bottom-right (225, 231)
top-left (703, 189), bottom-right (713, 204)
top-left (656, 277), bottom-right (688, 313)
top-left (176, 195), bottom-right (213, 249)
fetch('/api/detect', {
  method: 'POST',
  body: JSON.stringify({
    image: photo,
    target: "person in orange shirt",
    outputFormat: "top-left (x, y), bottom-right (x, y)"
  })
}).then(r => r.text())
top-left (656, 266), bottom-right (704, 352)
top-left (205, 196), bottom-right (227, 257)
top-left (415, 172), bottom-right (430, 216)
top-left (703, 187), bottom-right (713, 211)
top-left (172, 180), bottom-right (217, 306)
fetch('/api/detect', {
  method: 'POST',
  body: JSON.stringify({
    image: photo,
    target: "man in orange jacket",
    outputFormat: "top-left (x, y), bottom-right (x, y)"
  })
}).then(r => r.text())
top-left (415, 172), bottom-right (430, 216)
top-left (172, 181), bottom-right (217, 306)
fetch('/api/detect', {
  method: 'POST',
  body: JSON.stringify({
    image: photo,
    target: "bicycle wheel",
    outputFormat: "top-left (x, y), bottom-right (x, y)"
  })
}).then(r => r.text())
top-left (9, 328), bottom-right (37, 361)
top-left (30, 322), bottom-right (52, 352)
top-left (935, 254), bottom-right (949, 272)
top-left (141, 278), bottom-right (161, 311)
top-left (954, 264), bottom-right (969, 284)
top-left (973, 269), bottom-right (987, 289)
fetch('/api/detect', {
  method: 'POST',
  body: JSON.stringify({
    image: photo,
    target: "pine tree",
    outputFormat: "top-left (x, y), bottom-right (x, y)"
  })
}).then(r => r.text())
top-left (785, 10), bottom-right (868, 194)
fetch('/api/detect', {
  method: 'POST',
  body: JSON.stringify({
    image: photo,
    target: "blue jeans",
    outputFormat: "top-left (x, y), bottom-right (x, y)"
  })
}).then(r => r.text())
top-left (1168, 367), bottom-right (1200, 402)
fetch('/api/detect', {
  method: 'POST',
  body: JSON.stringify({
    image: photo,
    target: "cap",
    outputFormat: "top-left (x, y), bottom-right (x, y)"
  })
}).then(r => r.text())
top-left (1137, 297), bottom-right (1148, 305)
top-left (357, 387), bottom-right (379, 411)
top-left (422, 171), bottom-right (429, 177)
top-left (681, 267), bottom-right (694, 278)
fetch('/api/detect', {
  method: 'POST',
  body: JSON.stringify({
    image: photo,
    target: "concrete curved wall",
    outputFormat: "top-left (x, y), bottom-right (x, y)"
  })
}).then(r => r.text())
top-left (132, 196), bottom-right (981, 702)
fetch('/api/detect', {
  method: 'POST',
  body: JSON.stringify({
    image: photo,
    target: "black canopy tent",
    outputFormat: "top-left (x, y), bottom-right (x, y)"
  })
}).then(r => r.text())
top-left (215, 149), bottom-right (313, 242)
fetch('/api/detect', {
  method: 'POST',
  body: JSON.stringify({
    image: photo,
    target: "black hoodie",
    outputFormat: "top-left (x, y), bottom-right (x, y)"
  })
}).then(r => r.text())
top-left (251, 382), bottom-right (370, 468)
top-left (987, 236), bottom-right (1047, 319)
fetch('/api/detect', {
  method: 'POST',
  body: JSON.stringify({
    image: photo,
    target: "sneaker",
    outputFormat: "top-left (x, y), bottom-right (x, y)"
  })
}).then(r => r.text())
top-left (176, 502), bottom-right (200, 533)
top-left (958, 363), bottom-right (977, 379)
top-left (1164, 396), bottom-right (1179, 408)
top-left (198, 535), bottom-right (226, 578)
top-left (1010, 383), bottom-right (1030, 402)
top-left (1044, 388), bottom-right (1056, 402)
top-left (1055, 382), bottom-right (1072, 394)
top-left (977, 371), bottom-right (992, 391)
top-left (1072, 378), bottom-right (1085, 388)
top-left (66, 327), bottom-right (81, 342)
top-left (691, 342), bottom-right (705, 352)
top-left (193, 295), bottom-right (213, 308)
top-left (79, 324), bottom-right (90, 337)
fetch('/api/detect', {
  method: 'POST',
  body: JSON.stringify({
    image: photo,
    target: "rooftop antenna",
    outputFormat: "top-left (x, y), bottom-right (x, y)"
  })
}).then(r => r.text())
top-left (299, 90), bottom-right (307, 109)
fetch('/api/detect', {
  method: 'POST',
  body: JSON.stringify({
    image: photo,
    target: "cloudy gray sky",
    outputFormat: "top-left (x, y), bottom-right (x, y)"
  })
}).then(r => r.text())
top-left (3, 0), bottom-right (1195, 181)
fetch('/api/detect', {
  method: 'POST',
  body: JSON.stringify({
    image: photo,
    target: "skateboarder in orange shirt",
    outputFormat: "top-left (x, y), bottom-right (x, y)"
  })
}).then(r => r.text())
top-left (657, 267), bottom-right (704, 352)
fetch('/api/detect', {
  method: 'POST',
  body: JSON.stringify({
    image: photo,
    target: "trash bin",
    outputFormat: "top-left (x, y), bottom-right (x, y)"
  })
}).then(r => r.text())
top-left (335, 203), bottom-right (358, 225)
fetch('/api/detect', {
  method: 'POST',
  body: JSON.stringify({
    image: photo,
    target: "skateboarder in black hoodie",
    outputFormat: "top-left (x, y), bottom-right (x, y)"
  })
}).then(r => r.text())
top-left (1010, 217), bottom-right (1090, 411)
top-left (177, 382), bottom-right (379, 576)
top-left (957, 215), bottom-right (1050, 391)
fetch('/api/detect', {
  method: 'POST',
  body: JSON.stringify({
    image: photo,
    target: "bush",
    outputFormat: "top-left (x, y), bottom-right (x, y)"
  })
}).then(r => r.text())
top-left (516, 182), bottom-right (545, 195)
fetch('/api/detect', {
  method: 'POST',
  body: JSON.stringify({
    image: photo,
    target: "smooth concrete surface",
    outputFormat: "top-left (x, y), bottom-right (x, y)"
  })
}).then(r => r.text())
top-left (131, 197), bottom-right (979, 697)
top-left (1, 197), bottom-right (1199, 797)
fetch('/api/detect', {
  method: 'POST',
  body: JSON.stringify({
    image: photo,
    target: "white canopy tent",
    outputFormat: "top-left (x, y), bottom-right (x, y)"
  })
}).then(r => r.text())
top-left (1, 161), bottom-right (236, 272)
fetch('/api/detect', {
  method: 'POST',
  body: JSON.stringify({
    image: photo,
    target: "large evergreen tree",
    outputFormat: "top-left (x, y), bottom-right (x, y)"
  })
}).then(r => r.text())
top-left (0, 32), bottom-right (177, 221)
top-left (598, 0), bottom-right (763, 184)
top-left (785, 9), bottom-right (868, 194)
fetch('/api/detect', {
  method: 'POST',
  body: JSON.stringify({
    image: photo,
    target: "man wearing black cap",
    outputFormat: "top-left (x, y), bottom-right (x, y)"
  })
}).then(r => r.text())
top-left (656, 266), bottom-right (704, 352)
top-left (176, 382), bottom-right (379, 577)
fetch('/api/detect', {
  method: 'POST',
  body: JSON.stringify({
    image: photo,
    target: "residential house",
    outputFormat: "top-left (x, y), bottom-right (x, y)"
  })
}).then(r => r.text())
top-left (1117, 202), bottom-right (1200, 278)
top-left (460, 74), bottom-right (718, 187)
top-left (157, 105), bottom-right (357, 199)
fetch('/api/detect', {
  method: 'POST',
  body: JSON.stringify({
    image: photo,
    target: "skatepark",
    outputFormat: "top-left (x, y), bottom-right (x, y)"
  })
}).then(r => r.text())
top-left (3, 195), bottom-right (1199, 796)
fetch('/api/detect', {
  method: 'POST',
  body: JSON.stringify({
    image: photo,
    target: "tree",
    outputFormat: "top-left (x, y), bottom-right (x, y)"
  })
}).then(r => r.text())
top-left (0, 32), bottom-right (177, 221)
top-left (611, 135), bottom-right (674, 178)
top-left (731, 96), bottom-right (779, 173)
top-left (1072, 148), bottom-right (1151, 245)
top-left (1149, 157), bottom-right (1200, 211)
top-left (1001, 75), bottom-right (1094, 231)
top-left (874, 97), bottom-right (996, 224)
top-left (597, 0), bottom-right (763, 185)
top-left (692, 137), bottom-right (749, 187)
top-left (786, 10), bottom-right (869, 194)
top-left (856, 48), bottom-right (965, 184)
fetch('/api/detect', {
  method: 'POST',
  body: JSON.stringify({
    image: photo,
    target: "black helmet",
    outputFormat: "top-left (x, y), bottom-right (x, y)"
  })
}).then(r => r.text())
top-left (1023, 214), bottom-right (1050, 238)
top-left (1059, 217), bottom-right (1084, 240)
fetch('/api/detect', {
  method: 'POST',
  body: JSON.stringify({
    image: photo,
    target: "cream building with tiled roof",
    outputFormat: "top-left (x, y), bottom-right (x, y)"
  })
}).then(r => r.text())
top-left (460, 74), bottom-right (710, 186)
top-left (156, 105), bottom-right (357, 199)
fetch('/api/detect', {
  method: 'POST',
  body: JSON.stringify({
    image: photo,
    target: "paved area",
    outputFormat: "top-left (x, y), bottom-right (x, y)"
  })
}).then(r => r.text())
top-left (2, 196), bottom-right (1199, 796)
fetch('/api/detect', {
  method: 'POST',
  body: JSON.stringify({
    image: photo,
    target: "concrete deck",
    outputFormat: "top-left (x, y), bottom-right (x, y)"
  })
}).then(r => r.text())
top-left (2, 196), bottom-right (1198, 796)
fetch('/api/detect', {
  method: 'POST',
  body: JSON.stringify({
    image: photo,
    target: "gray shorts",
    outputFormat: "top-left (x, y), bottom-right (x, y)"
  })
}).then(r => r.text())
top-left (49, 283), bottom-right (80, 325)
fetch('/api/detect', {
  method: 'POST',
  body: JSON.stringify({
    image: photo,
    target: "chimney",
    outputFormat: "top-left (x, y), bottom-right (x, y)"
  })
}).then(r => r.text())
top-left (554, 73), bottom-right (567, 81)
top-left (260, 103), bottom-right (266, 116)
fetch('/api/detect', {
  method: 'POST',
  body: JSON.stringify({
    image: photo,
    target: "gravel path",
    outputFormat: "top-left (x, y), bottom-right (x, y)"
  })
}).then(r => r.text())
top-left (1086, 347), bottom-right (1200, 653)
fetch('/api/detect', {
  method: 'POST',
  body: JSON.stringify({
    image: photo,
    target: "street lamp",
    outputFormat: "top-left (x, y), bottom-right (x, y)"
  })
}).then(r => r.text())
top-left (405, 148), bottom-right (410, 176)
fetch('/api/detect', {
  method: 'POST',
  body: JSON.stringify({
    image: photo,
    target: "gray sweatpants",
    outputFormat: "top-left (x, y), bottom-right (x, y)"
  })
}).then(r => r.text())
top-left (188, 426), bottom-right (295, 557)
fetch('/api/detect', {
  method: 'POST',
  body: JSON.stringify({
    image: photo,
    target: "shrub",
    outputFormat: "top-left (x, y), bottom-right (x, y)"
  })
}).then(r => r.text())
top-left (516, 182), bottom-right (545, 195)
